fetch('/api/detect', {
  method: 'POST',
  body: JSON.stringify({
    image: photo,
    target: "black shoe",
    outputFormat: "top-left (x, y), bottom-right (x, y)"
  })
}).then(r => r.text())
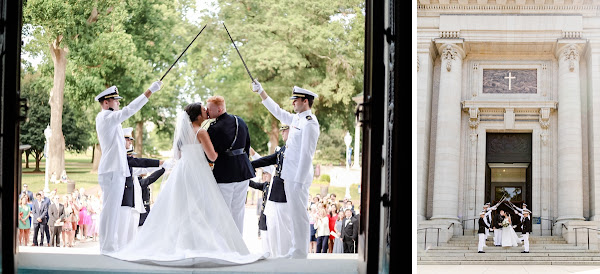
top-left (478, 251), bottom-right (485, 253)
top-left (521, 251), bottom-right (529, 253)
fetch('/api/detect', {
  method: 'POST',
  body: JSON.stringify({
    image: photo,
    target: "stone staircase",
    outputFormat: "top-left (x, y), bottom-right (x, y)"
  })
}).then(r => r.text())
top-left (417, 235), bottom-right (600, 265)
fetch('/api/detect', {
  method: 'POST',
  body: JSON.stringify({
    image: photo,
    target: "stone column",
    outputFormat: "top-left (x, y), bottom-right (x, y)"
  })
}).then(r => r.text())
top-left (416, 42), bottom-right (437, 221)
top-left (430, 43), bottom-right (465, 222)
top-left (588, 44), bottom-right (600, 221)
top-left (539, 107), bottom-right (551, 234)
top-left (556, 43), bottom-right (585, 223)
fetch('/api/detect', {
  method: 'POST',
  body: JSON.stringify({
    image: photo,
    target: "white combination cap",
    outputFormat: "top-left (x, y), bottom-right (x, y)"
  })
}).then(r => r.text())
top-left (123, 127), bottom-right (134, 140)
top-left (290, 86), bottom-right (318, 100)
top-left (95, 86), bottom-right (123, 101)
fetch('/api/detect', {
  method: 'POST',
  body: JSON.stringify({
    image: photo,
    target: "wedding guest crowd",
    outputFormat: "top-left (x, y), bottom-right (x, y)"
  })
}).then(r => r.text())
top-left (17, 187), bottom-right (102, 247)
top-left (306, 193), bottom-right (359, 253)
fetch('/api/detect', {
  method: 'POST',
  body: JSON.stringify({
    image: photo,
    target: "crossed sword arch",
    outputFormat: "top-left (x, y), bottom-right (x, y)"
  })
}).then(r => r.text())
top-left (160, 23), bottom-right (254, 82)
top-left (488, 194), bottom-right (522, 214)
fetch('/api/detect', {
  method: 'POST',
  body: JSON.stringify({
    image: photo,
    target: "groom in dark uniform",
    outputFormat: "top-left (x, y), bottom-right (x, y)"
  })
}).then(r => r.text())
top-left (205, 95), bottom-right (255, 234)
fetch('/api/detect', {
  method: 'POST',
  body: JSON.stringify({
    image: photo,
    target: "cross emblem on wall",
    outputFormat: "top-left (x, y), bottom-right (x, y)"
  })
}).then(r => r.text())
top-left (504, 72), bottom-right (516, 91)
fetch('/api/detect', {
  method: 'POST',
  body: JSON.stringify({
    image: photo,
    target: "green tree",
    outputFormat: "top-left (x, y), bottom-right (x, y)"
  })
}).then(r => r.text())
top-left (20, 70), bottom-right (91, 171)
top-left (186, 0), bottom-right (365, 156)
top-left (23, 0), bottom-right (131, 177)
top-left (23, 0), bottom-right (193, 176)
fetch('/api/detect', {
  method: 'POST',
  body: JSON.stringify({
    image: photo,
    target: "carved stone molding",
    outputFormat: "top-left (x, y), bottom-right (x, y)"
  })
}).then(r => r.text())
top-left (539, 108), bottom-right (550, 129)
top-left (441, 44), bottom-right (459, 72)
top-left (469, 107), bottom-right (480, 143)
top-left (559, 44), bottom-right (581, 72)
top-left (417, 55), bottom-right (420, 72)
top-left (539, 107), bottom-right (551, 145)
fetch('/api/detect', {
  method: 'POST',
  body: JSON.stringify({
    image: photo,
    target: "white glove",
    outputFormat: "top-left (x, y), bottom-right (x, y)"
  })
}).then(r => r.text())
top-left (161, 159), bottom-right (173, 170)
top-left (252, 79), bottom-right (264, 94)
top-left (148, 81), bottom-right (163, 93)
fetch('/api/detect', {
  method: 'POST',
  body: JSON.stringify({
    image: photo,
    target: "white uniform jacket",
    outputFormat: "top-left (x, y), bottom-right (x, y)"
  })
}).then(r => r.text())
top-left (262, 96), bottom-right (320, 184)
top-left (96, 94), bottom-right (149, 177)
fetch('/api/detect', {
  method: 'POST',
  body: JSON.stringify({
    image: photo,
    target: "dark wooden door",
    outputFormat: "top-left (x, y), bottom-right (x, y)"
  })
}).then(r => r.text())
top-left (357, 0), bottom-right (397, 273)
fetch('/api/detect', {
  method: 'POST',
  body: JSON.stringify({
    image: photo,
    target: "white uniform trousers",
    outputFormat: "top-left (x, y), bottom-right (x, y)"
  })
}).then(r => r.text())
top-left (115, 207), bottom-right (140, 250)
top-left (283, 179), bottom-right (311, 259)
top-left (493, 228), bottom-right (502, 246)
top-left (217, 179), bottom-right (250, 234)
top-left (98, 172), bottom-right (126, 254)
top-left (264, 201), bottom-right (293, 258)
top-left (260, 229), bottom-right (269, 254)
top-left (522, 232), bottom-right (529, 251)
top-left (478, 233), bottom-right (486, 252)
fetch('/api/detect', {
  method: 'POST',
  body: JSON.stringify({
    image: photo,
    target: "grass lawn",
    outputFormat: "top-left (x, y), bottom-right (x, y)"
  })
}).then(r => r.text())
top-left (21, 151), bottom-right (100, 195)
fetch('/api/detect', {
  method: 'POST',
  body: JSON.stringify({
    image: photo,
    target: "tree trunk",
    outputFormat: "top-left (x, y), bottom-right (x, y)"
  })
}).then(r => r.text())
top-left (48, 37), bottom-right (68, 178)
top-left (91, 143), bottom-right (101, 173)
top-left (135, 121), bottom-right (144, 156)
top-left (34, 151), bottom-right (42, 172)
top-left (25, 150), bottom-right (30, 169)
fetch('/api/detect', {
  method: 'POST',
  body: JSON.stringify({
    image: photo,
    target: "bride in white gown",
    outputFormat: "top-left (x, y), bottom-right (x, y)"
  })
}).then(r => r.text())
top-left (501, 212), bottom-right (521, 247)
top-left (105, 102), bottom-right (268, 266)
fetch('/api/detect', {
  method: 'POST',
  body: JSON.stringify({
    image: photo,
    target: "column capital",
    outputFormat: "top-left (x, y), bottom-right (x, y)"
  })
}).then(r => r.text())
top-left (555, 42), bottom-right (585, 71)
top-left (436, 42), bottom-right (465, 72)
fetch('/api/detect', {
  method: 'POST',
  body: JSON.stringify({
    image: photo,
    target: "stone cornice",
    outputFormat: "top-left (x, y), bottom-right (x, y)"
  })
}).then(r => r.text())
top-left (462, 100), bottom-right (558, 110)
top-left (418, 1), bottom-right (600, 16)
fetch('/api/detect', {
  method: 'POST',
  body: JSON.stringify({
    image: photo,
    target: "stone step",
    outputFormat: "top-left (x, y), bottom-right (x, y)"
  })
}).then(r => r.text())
top-left (418, 251), bottom-right (600, 256)
top-left (418, 255), bottom-right (600, 261)
top-left (424, 245), bottom-right (589, 250)
top-left (418, 261), bottom-right (600, 265)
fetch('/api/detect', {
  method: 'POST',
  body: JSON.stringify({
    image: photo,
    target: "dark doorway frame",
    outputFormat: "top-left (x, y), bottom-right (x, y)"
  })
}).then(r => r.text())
top-left (2, 0), bottom-right (25, 272)
top-left (2, 0), bottom-right (398, 273)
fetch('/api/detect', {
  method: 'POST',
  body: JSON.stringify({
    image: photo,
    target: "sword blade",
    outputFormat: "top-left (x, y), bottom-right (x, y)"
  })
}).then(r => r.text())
top-left (160, 24), bottom-right (207, 81)
top-left (223, 23), bottom-right (254, 82)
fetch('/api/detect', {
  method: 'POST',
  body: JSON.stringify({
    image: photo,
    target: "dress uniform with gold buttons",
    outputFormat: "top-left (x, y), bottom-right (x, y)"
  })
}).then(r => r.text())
top-left (253, 81), bottom-right (320, 259)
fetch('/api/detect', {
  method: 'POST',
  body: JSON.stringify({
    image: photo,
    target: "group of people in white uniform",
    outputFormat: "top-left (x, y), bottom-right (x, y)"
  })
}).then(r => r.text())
top-left (477, 198), bottom-right (532, 254)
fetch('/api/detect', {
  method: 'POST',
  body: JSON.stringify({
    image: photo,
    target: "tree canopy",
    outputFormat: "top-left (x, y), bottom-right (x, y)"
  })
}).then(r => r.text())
top-left (21, 0), bottom-right (365, 166)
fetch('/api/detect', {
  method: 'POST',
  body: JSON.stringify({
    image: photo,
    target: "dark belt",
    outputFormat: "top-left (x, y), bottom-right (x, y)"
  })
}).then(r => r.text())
top-left (224, 148), bottom-right (245, 156)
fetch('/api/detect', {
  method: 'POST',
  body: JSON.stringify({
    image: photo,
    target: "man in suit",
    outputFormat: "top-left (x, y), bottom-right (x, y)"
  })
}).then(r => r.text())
top-left (205, 95), bottom-right (255, 234)
top-left (31, 192), bottom-right (48, 246)
top-left (95, 81), bottom-right (162, 254)
top-left (47, 195), bottom-right (65, 247)
top-left (341, 208), bottom-right (358, 253)
top-left (20, 184), bottom-right (34, 203)
top-left (40, 191), bottom-right (52, 246)
top-left (117, 127), bottom-right (164, 248)
top-left (138, 167), bottom-right (166, 226)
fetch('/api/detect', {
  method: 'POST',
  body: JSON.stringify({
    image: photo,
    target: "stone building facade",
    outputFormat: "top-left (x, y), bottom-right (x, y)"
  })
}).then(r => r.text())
top-left (416, 0), bottom-right (600, 246)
